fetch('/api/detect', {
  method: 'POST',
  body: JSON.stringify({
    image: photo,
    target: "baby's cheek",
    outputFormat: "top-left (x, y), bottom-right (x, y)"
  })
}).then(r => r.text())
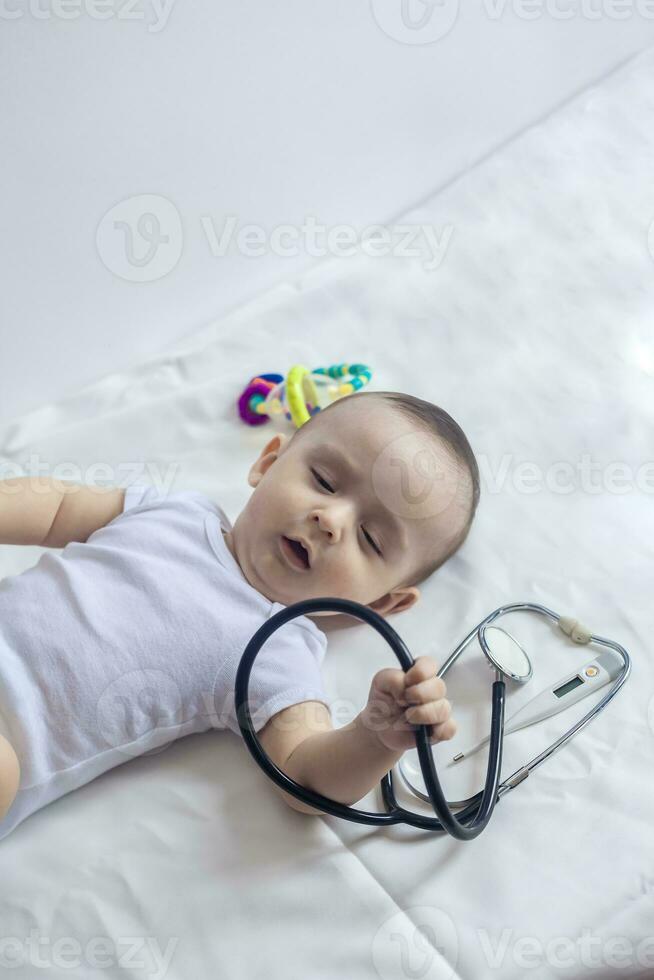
top-left (251, 482), bottom-right (291, 526)
top-left (327, 562), bottom-right (378, 603)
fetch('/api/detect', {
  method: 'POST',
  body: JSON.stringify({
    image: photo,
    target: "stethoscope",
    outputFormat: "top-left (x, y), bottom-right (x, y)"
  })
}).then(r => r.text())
top-left (234, 599), bottom-right (631, 841)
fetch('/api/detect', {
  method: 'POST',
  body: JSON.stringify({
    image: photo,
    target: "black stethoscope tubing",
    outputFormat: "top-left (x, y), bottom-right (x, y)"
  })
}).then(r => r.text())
top-left (234, 597), bottom-right (507, 840)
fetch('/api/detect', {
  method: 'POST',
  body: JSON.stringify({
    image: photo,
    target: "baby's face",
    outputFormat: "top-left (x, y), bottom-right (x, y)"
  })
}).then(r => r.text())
top-left (226, 395), bottom-right (468, 614)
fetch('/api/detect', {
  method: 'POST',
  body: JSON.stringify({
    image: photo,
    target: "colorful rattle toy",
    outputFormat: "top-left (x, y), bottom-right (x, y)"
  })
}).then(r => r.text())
top-left (238, 363), bottom-right (373, 429)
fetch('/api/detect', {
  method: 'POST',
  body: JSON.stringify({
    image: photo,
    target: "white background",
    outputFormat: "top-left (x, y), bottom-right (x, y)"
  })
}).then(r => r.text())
top-left (3, 0), bottom-right (654, 421)
top-left (1, 19), bottom-right (654, 978)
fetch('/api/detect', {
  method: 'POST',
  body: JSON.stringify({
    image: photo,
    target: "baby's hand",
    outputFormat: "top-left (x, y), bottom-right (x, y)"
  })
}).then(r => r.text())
top-left (362, 656), bottom-right (456, 754)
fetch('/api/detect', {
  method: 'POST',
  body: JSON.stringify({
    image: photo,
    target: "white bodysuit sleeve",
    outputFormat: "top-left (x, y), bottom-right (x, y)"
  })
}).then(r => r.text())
top-left (122, 483), bottom-right (219, 515)
top-left (216, 620), bottom-right (332, 737)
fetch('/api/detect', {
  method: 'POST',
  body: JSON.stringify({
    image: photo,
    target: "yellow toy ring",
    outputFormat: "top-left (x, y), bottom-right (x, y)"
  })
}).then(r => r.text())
top-left (286, 365), bottom-right (319, 428)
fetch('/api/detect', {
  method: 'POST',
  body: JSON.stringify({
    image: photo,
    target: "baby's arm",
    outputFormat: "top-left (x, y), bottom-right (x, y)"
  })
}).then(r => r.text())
top-left (0, 477), bottom-right (125, 547)
top-left (258, 657), bottom-right (456, 815)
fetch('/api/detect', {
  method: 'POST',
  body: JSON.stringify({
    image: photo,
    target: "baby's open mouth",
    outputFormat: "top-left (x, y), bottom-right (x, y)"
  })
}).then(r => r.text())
top-left (281, 535), bottom-right (311, 570)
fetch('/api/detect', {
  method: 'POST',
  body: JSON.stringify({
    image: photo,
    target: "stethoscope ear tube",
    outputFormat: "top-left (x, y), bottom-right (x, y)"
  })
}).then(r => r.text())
top-left (235, 598), bottom-right (407, 825)
top-left (234, 597), bottom-right (508, 839)
top-left (413, 680), bottom-right (506, 840)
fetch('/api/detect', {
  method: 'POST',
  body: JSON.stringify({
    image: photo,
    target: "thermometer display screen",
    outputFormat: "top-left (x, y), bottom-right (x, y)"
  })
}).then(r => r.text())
top-left (553, 675), bottom-right (584, 699)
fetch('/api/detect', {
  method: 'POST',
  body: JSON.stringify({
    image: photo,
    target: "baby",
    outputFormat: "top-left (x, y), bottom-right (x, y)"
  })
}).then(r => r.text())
top-left (0, 389), bottom-right (479, 837)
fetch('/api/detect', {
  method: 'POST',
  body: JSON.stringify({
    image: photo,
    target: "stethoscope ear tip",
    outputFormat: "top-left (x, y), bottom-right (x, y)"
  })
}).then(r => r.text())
top-left (557, 616), bottom-right (593, 644)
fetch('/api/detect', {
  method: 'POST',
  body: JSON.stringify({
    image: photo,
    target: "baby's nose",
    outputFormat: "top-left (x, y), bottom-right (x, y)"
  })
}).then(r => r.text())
top-left (312, 512), bottom-right (339, 542)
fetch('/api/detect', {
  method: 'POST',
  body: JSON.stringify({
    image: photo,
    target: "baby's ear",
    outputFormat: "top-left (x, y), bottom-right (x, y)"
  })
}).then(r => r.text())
top-left (248, 431), bottom-right (292, 485)
top-left (368, 588), bottom-right (420, 618)
top-left (274, 431), bottom-right (293, 453)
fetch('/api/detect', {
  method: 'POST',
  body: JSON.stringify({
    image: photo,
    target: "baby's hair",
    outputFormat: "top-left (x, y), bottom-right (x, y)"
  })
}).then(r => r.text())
top-left (291, 389), bottom-right (480, 587)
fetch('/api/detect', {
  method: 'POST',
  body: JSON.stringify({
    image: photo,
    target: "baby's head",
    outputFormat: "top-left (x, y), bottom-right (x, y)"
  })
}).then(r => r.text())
top-left (224, 390), bottom-right (480, 619)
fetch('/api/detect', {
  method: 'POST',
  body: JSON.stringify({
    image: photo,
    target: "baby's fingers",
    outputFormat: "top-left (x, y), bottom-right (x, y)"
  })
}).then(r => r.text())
top-left (404, 698), bottom-right (452, 727)
top-left (404, 675), bottom-right (447, 705)
top-left (430, 718), bottom-right (458, 743)
top-left (404, 656), bottom-right (439, 688)
top-left (371, 667), bottom-right (406, 703)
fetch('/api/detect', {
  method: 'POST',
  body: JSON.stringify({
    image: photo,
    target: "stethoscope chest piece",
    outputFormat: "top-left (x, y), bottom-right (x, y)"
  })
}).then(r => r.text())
top-left (479, 625), bottom-right (533, 683)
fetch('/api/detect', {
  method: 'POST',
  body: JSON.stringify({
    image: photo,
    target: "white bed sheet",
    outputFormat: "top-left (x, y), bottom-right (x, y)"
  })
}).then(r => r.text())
top-left (1, 44), bottom-right (654, 980)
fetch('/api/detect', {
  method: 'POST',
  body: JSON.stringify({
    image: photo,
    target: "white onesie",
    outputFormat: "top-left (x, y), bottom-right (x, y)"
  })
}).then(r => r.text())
top-left (0, 483), bottom-right (331, 841)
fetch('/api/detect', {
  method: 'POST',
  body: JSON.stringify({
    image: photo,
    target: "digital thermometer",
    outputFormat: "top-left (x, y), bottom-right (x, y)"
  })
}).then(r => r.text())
top-left (450, 649), bottom-right (622, 765)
